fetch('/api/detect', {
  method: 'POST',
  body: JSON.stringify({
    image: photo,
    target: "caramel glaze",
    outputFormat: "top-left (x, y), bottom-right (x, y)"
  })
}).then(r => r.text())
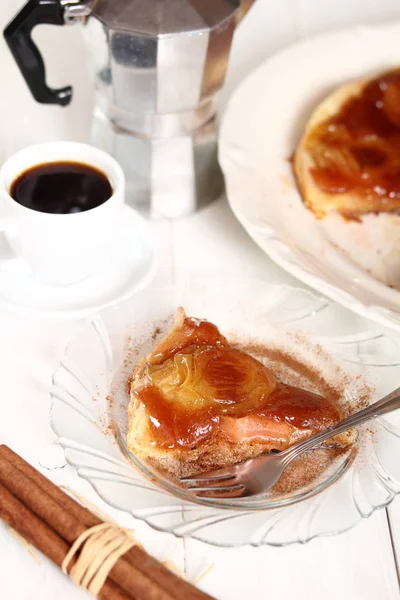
top-left (136, 382), bottom-right (341, 450)
top-left (133, 315), bottom-right (342, 450)
top-left (150, 316), bottom-right (228, 365)
top-left (257, 384), bottom-right (341, 430)
top-left (136, 385), bottom-right (219, 449)
top-left (307, 69), bottom-right (400, 202)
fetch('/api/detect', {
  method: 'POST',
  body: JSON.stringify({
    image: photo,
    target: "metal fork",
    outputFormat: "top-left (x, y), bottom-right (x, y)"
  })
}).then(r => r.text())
top-left (180, 386), bottom-right (400, 499)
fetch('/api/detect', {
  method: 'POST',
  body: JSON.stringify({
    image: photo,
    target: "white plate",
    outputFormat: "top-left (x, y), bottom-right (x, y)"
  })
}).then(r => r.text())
top-left (0, 205), bottom-right (155, 319)
top-left (50, 280), bottom-right (400, 547)
top-left (219, 23), bottom-right (400, 333)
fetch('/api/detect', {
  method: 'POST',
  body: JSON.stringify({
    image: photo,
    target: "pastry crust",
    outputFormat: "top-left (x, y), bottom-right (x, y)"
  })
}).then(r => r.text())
top-left (294, 79), bottom-right (374, 218)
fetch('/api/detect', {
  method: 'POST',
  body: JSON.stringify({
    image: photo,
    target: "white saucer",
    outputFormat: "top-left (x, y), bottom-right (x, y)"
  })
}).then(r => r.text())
top-left (0, 205), bottom-right (155, 319)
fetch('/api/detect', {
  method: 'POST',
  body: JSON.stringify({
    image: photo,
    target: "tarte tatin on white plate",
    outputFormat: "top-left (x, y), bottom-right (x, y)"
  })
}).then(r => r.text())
top-left (294, 68), bottom-right (400, 288)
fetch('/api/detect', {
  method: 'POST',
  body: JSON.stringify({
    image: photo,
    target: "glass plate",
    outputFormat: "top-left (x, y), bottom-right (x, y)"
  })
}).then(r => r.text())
top-left (50, 279), bottom-right (400, 547)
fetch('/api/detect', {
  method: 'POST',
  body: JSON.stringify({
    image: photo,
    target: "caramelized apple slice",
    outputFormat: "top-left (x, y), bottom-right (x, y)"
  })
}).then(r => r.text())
top-left (220, 413), bottom-right (294, 446)
top-left (305, 69), bottom-right (400, 200)
top-left (149, 308), bottom-right (228, 365)
top-left (146, 346), bottom-right (276, 415)
top-left (132, 385), bottom-right (219, 449)
top-left (220, 385), bottom-right (343, 448)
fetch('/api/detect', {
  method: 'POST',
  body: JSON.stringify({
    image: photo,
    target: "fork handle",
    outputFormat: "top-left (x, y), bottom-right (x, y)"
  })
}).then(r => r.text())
top-left (281, 386), bottom-right (400, 462)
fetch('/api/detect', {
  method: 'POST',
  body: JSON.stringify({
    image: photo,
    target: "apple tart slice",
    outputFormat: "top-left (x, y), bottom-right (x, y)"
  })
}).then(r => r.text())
top-left (293, 68), bottom-right (400, 287)
top-left (127, 309), bottom-right (351, 477)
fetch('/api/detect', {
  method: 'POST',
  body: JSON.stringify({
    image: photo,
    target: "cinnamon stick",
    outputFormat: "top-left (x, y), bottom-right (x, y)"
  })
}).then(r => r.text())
top-left (0, 482), bottom-right (131, 600)
top-left (1, 445), bottom-right (103, 526)
top-left (0, 449), bottom-right (162, 600)
top-left (0, 446), bottom-right (215, 600)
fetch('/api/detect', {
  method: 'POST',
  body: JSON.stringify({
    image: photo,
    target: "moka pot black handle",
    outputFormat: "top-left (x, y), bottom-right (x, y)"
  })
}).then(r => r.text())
top-left (4, 0), bottom-right (72, 106)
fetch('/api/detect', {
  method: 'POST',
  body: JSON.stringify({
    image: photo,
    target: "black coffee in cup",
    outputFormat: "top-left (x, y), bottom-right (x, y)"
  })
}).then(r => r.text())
top-left (10, 162), bottom-right (113, 214)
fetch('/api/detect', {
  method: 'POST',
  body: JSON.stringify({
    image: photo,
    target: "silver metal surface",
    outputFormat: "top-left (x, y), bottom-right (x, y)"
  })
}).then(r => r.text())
top-left (66, 0), bottom-right (255, 215)
top-left (82, 1), bottom-right (242, 128)
top-left (64, 5), bottom-right (92, 24)
top-left (61, 0), bottom-right (91, 24)
top-left (91, 0), bottom-right (240, 33)
top-left (180, 386), bottom-right (400, 498)
top-left (91, 109), bottom-right (223, 218)
top-left (156, 30), bottom-right (209, 114)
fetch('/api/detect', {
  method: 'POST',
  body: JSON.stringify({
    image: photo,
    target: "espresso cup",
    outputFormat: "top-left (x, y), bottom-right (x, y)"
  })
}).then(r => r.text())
top-left (0, 142), bottom-right (125, 285)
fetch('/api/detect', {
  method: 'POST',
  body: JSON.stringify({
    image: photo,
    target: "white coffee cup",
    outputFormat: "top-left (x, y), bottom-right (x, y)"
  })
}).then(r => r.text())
top-left (0, 142), bottom-right (125, 285)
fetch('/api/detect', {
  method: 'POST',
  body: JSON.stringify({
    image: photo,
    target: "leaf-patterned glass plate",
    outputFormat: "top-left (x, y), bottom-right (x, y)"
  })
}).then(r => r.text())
top-left (49, 280), bottom-right (400, 547)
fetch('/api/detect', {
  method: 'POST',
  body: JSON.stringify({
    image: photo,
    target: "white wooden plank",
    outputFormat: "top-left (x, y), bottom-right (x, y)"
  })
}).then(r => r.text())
top-left (148, 220), bottom-right (175, 287)
top-left (221, 0), bottom-right (299, 109)
top-left (185, 509), bottom-right (400, 600)
top-left (172, 198), bottom-right (298, 285)
top-left (0, 521), bottom-right (89, 600)
top-left (387, 501), bottom-right (400, 578)
top-left (293, 0), bottom-right (400, 38)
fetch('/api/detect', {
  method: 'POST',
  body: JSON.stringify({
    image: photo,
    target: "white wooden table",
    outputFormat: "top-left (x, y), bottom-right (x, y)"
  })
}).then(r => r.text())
top-left (1, 1), bottom-right (400, 598)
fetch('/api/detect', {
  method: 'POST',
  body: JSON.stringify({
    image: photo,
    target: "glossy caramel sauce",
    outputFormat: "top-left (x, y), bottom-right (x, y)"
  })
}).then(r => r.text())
top-left (135, 385), bottom-right (219, 449)
top-left (132, 316), bottom-right (341, 449)
top-left (150, 316), bottom-right (228, 365)
top-left (255, 384), bottom-right (341, 430)
top-left (307, 69), bottom-right (400, 200)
